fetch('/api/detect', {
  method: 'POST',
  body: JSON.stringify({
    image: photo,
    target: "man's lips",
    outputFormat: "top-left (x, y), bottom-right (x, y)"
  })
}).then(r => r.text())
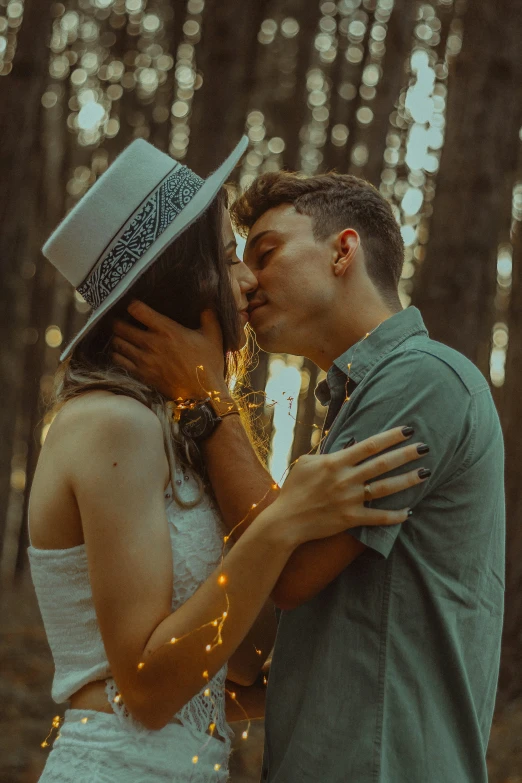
top-left (247, 301), bottom-right (266, 316)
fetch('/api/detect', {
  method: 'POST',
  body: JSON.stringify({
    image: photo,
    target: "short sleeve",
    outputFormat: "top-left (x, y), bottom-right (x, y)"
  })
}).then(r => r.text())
top-left (327, 350), bottom-right (471, 558)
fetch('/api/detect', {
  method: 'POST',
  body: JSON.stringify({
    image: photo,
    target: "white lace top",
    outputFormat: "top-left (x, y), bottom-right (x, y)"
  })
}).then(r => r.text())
top-left (28, 464), bottom-right (232, 741)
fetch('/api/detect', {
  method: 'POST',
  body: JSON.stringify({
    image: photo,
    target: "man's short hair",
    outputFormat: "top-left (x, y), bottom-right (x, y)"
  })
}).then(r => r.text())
top-left (230, 171), bottom-right (404, 306)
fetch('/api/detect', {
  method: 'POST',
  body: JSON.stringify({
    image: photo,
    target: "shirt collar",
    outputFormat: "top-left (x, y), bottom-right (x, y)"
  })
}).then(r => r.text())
top-left (315, 307), bottom-right (429, 406)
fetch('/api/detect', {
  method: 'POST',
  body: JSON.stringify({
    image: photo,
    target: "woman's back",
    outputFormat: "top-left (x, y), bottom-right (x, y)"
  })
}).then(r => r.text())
top-left (29, 391), bottom-right (164, 551)
top-left (29, 392), bottom-right (231, 742)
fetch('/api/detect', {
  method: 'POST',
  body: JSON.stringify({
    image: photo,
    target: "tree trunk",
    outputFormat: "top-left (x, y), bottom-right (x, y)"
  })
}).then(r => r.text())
top-left (186, 0), bottom-right (270, 176)
top-left (361, 0), bottom-right (417, 187)
top-left (290, 359), bottom-right (320, 463)
top-left (0, 1), bottom-right (51, 566)
top-left (498, 213), bottom-right (522, 705)
top-left (411, 0), bottom-right (522, 375)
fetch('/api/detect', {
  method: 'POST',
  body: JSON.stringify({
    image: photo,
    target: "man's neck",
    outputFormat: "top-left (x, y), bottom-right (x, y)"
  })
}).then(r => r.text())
top-left (306, 301), bottom-right (400, 372)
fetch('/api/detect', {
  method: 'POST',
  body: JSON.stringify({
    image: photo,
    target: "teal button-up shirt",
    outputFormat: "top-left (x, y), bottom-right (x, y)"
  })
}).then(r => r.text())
top-left (263, 307), bottom-right (505, 783)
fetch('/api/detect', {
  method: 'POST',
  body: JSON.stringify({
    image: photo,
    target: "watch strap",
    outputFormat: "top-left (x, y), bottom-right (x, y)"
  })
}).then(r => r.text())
top-left (207, 395), bottom-right (240, 419)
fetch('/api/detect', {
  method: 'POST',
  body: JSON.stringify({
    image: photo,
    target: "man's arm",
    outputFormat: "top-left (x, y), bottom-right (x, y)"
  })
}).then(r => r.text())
top-left (202, 414), bottom-right (367, 610)
top-left (226, 599), bottom-right (277, 686)
top-left (225, 671), bottom-right (268, 722)
top-left (202, 414), bottom-right (276, 535)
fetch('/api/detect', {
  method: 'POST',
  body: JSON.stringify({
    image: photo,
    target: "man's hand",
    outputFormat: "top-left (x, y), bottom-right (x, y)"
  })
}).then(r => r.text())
top-left (111, 301), bottom-right (229, 400)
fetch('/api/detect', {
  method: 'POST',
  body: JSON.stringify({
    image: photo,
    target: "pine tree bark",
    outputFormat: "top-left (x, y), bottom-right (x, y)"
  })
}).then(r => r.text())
top-left (186, 0), bottom-right (270, 176)
top-left (498, 215), bottom-right (522, 705)
top-left (411, 0), bottom-right (522, 374)
top-left (0, 1), bottom-right (50, 566)
top-left (361, 0), bottom-right (417, 187)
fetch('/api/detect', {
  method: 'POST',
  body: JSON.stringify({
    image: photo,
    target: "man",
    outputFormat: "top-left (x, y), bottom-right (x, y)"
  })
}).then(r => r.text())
top-left (112, 171), bottom-right (505, 782)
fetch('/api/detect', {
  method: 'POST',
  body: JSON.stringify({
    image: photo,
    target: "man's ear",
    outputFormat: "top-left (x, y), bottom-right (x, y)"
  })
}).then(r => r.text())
top-left (333, 229), bottom-right (360, 277)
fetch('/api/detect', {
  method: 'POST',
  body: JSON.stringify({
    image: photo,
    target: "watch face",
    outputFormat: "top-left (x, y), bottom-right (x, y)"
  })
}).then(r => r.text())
top-left (180, 404), bottom-right (215, 440)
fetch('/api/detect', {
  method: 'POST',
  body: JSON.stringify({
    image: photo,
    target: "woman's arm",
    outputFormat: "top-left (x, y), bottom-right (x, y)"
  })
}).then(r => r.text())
top-left (65, 395), bottom-right (294, 731)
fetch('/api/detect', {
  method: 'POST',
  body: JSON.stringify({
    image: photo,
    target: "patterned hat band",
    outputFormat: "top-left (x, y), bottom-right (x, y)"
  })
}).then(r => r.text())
top-left (77, 165), bottom-right (204, 311)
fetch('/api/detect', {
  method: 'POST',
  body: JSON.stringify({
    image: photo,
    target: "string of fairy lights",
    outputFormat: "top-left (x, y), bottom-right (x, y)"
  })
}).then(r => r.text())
top-left (1, 0), bottom-right (519, 774)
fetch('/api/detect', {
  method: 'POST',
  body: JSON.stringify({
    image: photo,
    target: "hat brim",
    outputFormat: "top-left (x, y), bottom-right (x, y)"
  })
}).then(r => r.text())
top-left (59, 136), bottom-right (248, 362)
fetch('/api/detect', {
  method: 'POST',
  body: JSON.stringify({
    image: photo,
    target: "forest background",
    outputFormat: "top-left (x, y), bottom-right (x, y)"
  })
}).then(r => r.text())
top-left (1, 0), bottom-right (521, 780)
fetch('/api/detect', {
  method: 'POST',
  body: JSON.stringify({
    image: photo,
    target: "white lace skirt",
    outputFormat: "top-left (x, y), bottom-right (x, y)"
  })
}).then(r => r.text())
top-left (38, 708), bottom-right (231, 783)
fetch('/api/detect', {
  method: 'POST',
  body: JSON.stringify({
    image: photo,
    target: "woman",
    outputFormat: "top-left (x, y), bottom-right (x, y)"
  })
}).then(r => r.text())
top-left (28, 137), bottom-right (427, 782)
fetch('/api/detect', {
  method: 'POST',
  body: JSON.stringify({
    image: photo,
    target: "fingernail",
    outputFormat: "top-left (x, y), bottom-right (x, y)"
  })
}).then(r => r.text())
top-left (418, 468), bottom-right (431, 479)
top-left (343, 437), bottom-right (356, 449)
top-left (407, 509), bottom-right (413, 517)
top-left (402, 426), bottom-right (414, 437)
top-left (417, 443), bottom-right (430, 455)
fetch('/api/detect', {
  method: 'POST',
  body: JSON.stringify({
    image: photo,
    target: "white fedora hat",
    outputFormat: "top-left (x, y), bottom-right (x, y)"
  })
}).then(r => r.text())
top-left (43, 135), bottom-right (248, 362)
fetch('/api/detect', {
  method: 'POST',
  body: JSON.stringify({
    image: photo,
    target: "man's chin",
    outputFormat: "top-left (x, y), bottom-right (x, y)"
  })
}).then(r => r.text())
top-left (250, 321), bottom-right (289, 354)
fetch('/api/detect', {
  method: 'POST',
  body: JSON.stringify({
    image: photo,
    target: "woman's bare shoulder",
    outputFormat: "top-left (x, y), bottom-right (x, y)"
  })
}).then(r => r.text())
top-left (44, 391), bottom-right (167, 479)
top-left (49, 390), bottom-right (162, 441)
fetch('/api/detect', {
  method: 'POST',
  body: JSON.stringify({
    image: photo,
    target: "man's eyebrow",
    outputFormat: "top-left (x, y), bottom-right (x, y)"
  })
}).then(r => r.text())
top-left (246, 229), bottom-right (280, 253)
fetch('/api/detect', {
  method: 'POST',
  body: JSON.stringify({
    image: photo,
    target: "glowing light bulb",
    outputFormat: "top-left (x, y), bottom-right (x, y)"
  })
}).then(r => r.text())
top-left (222, 611), bottom-right (227, 618)
top-left (170, 637), bottom-right (177, 644)
top-left (137, 662), bottom-right (145, 670)
top-left (192, 755), bottom-right (199, 764)
top-left (218, 574), bottom-right (227, 585)
top-left (214, 763), bottom-right (222, 771)
top-left (206, 644), bottom-right (211, 652)
top-left (204, 688), bottom-right (210, 696)
top-left (242, 730), bottom-right (248, 739)
top-left (81, 717), bottom-right (88, 724)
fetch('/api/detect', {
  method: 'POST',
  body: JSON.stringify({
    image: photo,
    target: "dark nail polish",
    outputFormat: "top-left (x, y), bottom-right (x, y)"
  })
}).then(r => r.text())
top-left (407, 509), bottom-right (413, 517)
top-left (343, 436), bottom-right (356, 449)
top-left (418, 468), bottom-right (431, 479)
top-left (402, 426), bottom-right (414, 437)
top-left (417, 444), bottom-right (430, 455)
